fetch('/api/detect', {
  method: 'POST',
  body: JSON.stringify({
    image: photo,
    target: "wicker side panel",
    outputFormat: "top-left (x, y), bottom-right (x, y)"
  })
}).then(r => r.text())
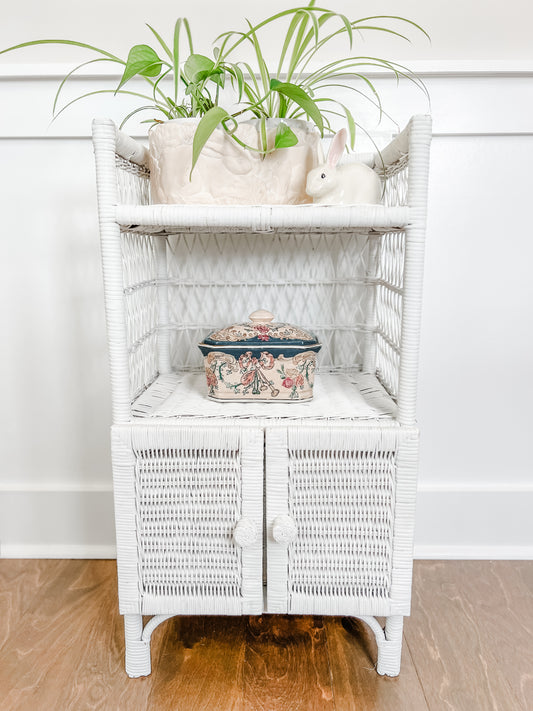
top-left (375, 231), bottom-right (405, 398)
top-left (268, 426), bottom-right (408, 617)
top-left (381, 158), bottom-right (409, 207)
top-left (121, 425), bottom-right (263, 615)
top-left (115, 156), bottom-right (151, 205)
top-left (120, 233), bottom-right (160, 399)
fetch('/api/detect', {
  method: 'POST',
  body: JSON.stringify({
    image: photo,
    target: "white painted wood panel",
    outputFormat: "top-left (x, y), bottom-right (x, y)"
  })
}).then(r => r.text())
top-left (0, 66), bottom-right (531, 557)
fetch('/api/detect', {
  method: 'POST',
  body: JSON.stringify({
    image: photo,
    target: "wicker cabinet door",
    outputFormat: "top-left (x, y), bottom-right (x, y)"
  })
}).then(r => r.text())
top-left (112, 425), bottom-right (264, 616)
top-left (266, 426), bottom-right (416, 617)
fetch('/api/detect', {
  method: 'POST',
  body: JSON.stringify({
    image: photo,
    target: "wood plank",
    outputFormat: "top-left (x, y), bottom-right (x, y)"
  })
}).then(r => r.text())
top-left (243, 614), bottom-right (334, 711)
top-left (324, 616), bottom-right (429, 711)
top-left (0, 559), bottom-right (66, 652)
top-left (0, 560), bottom-right (531, 710)
top-left (44, 562), bottom-right (154, 711)
top-left (442, 561), bottom-right (533, 711)
top-left (0, 560), bottom-right (151, 711)
top-left (146, 615), bottom-right (246, 711)
top-left (405, 560), bottom-right (527, 711)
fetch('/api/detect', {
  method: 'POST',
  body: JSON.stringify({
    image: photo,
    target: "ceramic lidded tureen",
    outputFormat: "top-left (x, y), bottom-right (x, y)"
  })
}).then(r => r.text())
top-left (198, 310), bottom-right (321, 402)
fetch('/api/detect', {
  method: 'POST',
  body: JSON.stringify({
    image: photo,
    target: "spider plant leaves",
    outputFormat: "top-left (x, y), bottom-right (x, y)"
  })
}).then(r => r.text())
top-left (352, 15), bottom-right (431, 42)
top-left (190, 105), bottom-right (230, 177)
top-left (244, 21), bottom-right (271, 102)
top-left (270, 79), bottom-right (323, 135)
top-left (146, 24), bottom-right (173, 61)
top-left (117, 44), bottom-right (163, 92)
top-left (52, 57), bottom-right (112, 115)
top-left (0, 38), bottom-right (122, 62)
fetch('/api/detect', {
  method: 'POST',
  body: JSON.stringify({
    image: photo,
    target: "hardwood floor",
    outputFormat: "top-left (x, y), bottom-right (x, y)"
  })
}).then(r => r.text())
top-left (0, 560), bottom-right (530, 710)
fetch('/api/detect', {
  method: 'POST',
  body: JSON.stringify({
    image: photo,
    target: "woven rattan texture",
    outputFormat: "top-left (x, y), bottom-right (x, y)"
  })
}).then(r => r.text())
top-left (133, 441), bottom-right (243, 602)
top-left (286, 444), bottom-right (396, 605)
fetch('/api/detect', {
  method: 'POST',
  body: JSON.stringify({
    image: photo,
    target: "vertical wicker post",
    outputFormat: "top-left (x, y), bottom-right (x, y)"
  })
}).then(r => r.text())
top-left (397, 115), bottom-right (432, 425)
top-left (92, 119), bottom-right (132, 424)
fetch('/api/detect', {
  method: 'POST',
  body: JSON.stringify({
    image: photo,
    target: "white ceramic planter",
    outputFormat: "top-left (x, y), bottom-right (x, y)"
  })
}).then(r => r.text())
top-left (149, 118), bottom-right (323, 205)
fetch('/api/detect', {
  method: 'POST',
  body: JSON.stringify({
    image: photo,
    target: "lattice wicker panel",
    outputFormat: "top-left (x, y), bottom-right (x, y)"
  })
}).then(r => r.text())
top-left (116, 156), bottom-right (151, 204)
top-left (375, 231), bottom-right (405, 398)
top-left (121, 232), bottom-right (159, 398)
top-left (287, 444), bottom-right (397, 604)
top-left (133, 444), bottom-right (243, 600)
top-left (381, 158), bottom-right (408, 207)
top-left (165, 231), bottom-right (372, 372)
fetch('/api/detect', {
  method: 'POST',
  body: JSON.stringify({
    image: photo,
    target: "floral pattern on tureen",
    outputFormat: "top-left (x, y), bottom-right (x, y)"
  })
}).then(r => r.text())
top-left (205, 350), bottom-right (317, 400)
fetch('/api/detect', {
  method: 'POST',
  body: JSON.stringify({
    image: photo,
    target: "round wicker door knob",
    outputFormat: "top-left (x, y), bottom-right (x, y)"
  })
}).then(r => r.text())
top-left (272, 515), bottom-right (298, 545)
top-left (233, 518), bottom-right (258, 548)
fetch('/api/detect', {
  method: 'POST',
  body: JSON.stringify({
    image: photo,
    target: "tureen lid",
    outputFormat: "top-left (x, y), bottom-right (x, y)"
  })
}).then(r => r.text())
top-left (201, 310), bottom-right (320, 348)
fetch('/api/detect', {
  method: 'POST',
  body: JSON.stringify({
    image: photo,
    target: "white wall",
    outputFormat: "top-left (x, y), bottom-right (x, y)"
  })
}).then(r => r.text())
top-left (3, 0), bottom-right (533, 61)
top-left (1, 1), bottom-right (532, 558)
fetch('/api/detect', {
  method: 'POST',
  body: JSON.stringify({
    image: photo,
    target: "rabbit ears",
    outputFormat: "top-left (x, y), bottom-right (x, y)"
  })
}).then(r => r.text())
top-left (326, 128), bottom-right (347, 168)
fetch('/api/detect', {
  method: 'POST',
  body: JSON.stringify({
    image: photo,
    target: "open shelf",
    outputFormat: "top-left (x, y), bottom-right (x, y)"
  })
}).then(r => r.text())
top-left (131, 370), bottom-right (398, 424)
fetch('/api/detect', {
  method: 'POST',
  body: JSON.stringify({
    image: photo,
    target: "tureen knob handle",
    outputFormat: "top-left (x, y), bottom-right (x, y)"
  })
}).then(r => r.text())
top-left (249, 309), bottom-right (274, 324)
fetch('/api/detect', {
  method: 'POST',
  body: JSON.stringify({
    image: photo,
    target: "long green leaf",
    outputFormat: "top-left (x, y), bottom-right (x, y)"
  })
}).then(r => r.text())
top-left (190, 105), bottom-right (229, 177)
top-left (287, 11), bottom-right (311, 81)
top-left (52, 88), bottom-right (168, 122)
top-left (270, 79), bottom-right (323, 134)
top-left (173, 19), bottom-right (182, 103)
top-left (276, 12), bottom-right (305, 77)
top-left (216, 6), bottom-right (339, 59)
top-left (119, 104), bottom-right (172, 129)
top-left (244, 21), bottom-right (271, 100)
top-left (146, 24), bottom-right (173, 61)
top-left (52, 57), bottom-right (112, 115)
top-left (183, 17), bottom-right (194, 53)
top-left (0, 38), bottom-right (123, 61)
top-left (351, 15), bottom-right (431, 42)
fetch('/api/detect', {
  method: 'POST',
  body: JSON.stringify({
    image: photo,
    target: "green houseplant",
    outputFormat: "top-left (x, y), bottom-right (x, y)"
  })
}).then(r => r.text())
top-left (1, 1), bottom-right (429, 204)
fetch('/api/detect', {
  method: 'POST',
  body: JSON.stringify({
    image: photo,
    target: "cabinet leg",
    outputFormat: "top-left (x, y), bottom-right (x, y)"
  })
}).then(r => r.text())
top-left (349, 615), bottom-right (404, 677)
top-left (124, 614), bottom-right (151, 677)
top-left (376, 615), bottom-right (403, 677)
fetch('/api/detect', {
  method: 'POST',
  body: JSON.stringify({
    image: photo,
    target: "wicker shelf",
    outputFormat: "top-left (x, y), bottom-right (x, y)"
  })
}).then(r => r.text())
top-left (116, 203), bottom-right (411, 235)
top-left (131, 371), bottom-right (398, 423)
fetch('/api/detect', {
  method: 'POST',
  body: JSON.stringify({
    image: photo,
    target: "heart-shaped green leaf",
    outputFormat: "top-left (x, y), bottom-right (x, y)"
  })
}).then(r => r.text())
top-left (117, 45), bottom-right (162, 91)
top-left (274, 122), bottom-right (298, 149)
top-left (184, 53), bottom-right (222, 82)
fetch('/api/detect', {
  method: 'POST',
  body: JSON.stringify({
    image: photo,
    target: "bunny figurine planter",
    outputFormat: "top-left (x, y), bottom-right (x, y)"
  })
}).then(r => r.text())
top-left (306, 128), bottom-right (382, 205)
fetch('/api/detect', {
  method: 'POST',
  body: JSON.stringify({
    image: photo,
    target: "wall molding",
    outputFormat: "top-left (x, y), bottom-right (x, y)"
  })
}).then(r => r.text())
top-left (2, 64), bottom-right (532, 138)
top-left (2, 60), bottom-right (533, 79)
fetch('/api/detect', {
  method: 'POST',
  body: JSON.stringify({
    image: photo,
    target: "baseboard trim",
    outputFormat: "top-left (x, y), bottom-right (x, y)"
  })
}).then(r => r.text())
top-left (414, 545), bottom-right (533, 560)
top-left (1, 486), bottom-right (531, 560)
top-left (0, 544), bottom-right (117, 559)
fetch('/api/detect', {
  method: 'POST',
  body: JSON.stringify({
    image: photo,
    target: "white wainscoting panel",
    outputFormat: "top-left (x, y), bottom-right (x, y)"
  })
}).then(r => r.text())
top-left (0, 63), bottom-right (532, 558)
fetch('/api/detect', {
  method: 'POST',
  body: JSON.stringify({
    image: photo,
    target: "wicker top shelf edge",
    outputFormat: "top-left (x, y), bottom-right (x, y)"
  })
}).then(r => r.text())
top-left (115, 203), bottom-right (411, 234)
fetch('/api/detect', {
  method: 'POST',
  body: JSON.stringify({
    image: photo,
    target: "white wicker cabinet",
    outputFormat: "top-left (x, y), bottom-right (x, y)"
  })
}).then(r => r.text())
top-left (92, 115), bottom-right (431, 678)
